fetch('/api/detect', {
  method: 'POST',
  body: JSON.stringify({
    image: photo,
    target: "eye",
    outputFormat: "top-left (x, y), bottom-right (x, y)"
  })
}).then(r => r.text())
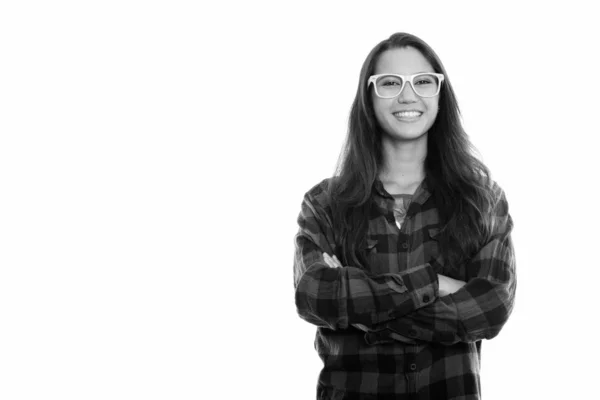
top-left (414, 74), bottom-right (438, 86)
top-left (415, 78), bottom-right (434, 85)
top-left (378, 76), bottom-right (402, 86)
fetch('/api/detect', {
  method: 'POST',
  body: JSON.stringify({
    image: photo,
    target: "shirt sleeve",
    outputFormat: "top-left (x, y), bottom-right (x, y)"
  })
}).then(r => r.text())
top-left (367, 186), bottom-right (516, 345)
top-left (294, 185), bottom-right (439, 331)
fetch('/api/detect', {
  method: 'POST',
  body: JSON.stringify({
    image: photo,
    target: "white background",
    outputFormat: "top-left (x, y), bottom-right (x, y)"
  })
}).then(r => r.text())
top-left (1, 1), bottom-right (598, 399)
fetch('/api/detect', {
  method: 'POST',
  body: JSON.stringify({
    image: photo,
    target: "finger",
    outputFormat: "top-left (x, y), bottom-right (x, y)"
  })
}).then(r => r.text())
top-left (323, 254), bottom-right (336, 268)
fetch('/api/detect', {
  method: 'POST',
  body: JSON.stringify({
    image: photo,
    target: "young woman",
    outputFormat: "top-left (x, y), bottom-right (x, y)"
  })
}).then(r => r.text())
top-left (293, 32), bottom-right (516, 399)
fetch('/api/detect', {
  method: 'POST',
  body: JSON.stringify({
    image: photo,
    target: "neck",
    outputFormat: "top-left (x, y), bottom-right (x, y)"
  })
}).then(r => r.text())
top-left (379, 134), bottom-right (427, 193)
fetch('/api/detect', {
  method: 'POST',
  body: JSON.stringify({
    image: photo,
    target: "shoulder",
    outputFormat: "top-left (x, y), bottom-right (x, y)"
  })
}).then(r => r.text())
top-left (302, 177), bottom-right (337, 205)
top-left (296, 179), bottom-right (339, 251)
top-left (489, 180), bottom-right (509, 212)
top-left (299, 177), bottom-right (338, 223)
top-left (487, 180), bottom-right (513, 237)
top-left (470, 171), bottom-right (509, 212)
top-left (490, 179), bottom-right (504, 195)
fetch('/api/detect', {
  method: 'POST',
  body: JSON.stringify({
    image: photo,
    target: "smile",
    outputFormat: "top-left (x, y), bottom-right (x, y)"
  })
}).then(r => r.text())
top-left (393, 111), bottom-right (423, 119)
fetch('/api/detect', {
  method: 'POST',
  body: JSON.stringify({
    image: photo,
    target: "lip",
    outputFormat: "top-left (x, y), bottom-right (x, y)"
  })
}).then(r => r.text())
top-left (392, 110), bottom-right (423, 115)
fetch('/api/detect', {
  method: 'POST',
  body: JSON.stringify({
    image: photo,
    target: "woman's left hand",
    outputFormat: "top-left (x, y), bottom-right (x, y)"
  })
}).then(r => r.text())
top-left (437, 274), bottom-right (466, 296)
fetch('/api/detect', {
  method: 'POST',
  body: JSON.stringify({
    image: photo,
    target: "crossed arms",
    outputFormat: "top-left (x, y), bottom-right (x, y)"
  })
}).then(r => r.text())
top-left (293, 187), bottom-right (516, 346)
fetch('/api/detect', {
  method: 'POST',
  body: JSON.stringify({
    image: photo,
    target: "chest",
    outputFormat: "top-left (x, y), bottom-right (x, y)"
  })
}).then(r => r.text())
top-left (364, 206), bottom-right (442, 274)
top-left (362, 198), bottom-right (467, 281)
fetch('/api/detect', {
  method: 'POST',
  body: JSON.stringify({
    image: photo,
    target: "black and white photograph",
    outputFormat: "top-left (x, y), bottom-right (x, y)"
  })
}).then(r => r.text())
top-left (1, 1), bottom-right (598, 399)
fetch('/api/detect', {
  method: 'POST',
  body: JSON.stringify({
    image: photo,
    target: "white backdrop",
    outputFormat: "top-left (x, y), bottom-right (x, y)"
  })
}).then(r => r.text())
top-left (1, 1), bottom-right (598, 399)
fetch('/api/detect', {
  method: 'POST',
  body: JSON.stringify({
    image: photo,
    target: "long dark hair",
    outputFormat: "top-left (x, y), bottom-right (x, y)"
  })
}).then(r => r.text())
top-left (329, 32), bottom-right (497, 272)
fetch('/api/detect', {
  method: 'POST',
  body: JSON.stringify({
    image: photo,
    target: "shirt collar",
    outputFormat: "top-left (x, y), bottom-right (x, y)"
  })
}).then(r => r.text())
top-left (373, 175), bottom-right (432, 205)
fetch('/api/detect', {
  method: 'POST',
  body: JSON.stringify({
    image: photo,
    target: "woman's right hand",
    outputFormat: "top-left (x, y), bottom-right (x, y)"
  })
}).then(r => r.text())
top-left (323, 252), bottom-right (343, 268)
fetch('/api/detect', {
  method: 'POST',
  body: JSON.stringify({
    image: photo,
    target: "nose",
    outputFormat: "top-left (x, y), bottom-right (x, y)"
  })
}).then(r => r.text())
top-left (397, 81), bottom-right (418, 103)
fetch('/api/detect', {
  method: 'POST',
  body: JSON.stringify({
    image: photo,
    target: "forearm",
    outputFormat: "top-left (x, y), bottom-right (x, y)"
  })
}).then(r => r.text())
top-left (294, 247), bottom-right (439, 330)
top-left (371, 277), bottom-right (515, 345)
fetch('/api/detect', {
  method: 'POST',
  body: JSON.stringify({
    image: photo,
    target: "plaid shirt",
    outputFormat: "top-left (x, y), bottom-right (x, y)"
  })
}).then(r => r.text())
top-left (293, 177), bottom-right (516, 399)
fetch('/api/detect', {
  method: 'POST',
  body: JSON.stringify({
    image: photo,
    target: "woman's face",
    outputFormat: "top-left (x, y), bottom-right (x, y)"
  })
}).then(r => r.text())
top-left (371, 47), bottom-right (440, 142)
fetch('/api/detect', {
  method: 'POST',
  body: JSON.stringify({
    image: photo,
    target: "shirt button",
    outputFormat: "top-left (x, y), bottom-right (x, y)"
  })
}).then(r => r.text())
top-left (423, 294), bottom-right (430, 303)
top-left (365, 333), bottom-right (377, 345)
top-left (410, 363), bottom-right (417, 371)
top-left (401, 242), bottom-right (409, 249)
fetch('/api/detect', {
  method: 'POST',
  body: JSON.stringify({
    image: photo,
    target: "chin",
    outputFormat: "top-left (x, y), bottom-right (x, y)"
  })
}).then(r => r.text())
top-left (386, 130), bottom-right (428, 141)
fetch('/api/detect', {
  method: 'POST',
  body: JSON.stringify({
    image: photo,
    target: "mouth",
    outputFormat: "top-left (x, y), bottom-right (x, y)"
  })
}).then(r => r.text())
top-left (393, 110), bottom-right (423, 121)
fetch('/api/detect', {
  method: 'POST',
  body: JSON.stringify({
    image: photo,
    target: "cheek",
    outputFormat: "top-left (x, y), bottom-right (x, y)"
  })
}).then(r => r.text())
top-left (372, 99), bottom-right (389, 123)
top-left (427, 101), bottom-right (440, 121)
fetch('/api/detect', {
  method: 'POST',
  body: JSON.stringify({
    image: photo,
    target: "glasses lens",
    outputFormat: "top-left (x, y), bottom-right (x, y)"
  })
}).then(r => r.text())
top-left (375, 75), bottom-right (404, 98)
top-left (374, 74), bottom-right (441, 98)
top-left (411, 74), bottom-right (441, 97)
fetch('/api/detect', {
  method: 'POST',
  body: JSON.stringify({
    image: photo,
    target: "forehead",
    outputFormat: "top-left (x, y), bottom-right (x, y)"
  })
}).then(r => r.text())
top-left (374, 47), bottom-right (434, 75)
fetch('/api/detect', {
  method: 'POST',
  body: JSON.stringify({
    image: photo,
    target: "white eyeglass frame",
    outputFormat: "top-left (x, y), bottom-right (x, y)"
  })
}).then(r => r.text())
top-left (368, 73), bottom-right (445, 98)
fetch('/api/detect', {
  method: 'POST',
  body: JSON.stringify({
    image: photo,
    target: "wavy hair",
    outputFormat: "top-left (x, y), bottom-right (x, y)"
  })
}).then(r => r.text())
top-left (329, 32), bottom-right (497, 272)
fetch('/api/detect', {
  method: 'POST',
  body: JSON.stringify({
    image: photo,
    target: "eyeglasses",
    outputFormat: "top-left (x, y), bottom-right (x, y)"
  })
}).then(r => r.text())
top-left (368, 73), bottom-right (445, 98)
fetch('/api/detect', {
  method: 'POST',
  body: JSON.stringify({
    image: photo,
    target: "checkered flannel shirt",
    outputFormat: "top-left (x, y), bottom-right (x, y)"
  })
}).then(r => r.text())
top-left (293, 177), bottom-right (516, 399)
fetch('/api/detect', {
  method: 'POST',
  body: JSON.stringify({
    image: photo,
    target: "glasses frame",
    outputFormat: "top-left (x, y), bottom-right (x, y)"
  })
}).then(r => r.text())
top-left (367, 73), bottom-right (445, 98)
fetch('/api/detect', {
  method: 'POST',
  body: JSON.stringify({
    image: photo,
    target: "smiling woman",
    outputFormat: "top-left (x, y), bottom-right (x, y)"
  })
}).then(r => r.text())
top-left (293, 32), bottom-right (516, 400)
top-left (370, 47), bottom-right (441, 142)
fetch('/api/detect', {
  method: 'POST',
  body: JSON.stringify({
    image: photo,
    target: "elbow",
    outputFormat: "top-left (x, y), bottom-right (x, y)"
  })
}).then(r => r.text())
top-left (461, 282), bottom-right (515, 342)
top-left (294, 285), bottom-right (315, 325)
top-left (485, 287), bottom-right (516, 340)
top-left (294, 278), bottom-right (312, 321)
top-left (294, 278), bottom-right (341, 330)
top-left (463, 311), bottom-right (509, 343)
top-left (483, 323), bottom-right (505, 341)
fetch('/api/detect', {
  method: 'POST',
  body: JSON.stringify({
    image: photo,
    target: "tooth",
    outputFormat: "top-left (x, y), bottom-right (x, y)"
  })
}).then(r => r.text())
top-left (396, 112), bottom-right (420, 117)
